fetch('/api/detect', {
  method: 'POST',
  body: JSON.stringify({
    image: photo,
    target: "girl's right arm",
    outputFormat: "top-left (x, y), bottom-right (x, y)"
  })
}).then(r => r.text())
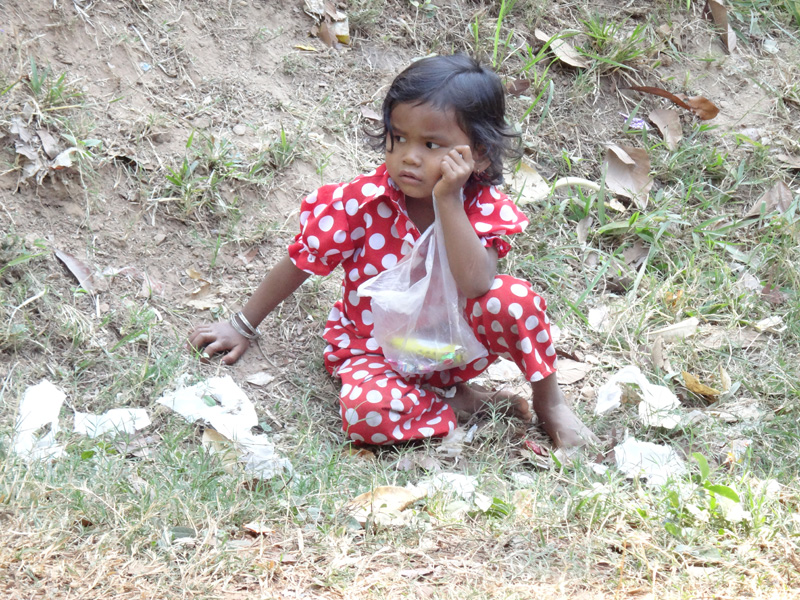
top-left (187, 254), bottom-right (311, 365)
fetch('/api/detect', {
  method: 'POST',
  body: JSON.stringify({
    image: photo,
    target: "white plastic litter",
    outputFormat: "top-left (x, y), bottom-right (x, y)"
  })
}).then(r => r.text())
top-left (595, 365), bottom-right (681, 428)
top-left (613, 436), bottom-right (686, 487)
top-left (13, 380), bottom-right (66, 460)
top-left (484, 357), bottom-right (521, 382)
top-left (74, 408), bottom-right (151, 438)
top-left (418, 473), bottom-right (478, 499)
top-left (157, 375), bottom-right (291, 479)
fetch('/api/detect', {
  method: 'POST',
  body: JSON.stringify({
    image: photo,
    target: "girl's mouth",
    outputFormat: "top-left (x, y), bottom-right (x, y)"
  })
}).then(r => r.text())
top-left (398, 170), bottom-right (421, 183)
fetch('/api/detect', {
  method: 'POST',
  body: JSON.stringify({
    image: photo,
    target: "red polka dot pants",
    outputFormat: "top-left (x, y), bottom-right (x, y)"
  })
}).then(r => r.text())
top-left (325, 275), bottom-right (557, 445)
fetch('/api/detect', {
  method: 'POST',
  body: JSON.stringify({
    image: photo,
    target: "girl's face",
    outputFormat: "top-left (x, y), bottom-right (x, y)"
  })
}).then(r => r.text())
top-left (385, 101), bottom-right (478, 203)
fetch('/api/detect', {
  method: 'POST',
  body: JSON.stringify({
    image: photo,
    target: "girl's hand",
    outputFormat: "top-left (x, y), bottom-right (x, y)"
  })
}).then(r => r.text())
top-left (433, 144), bottom-right (474, 203)
top-left (187, 321), bottom-right (251, 365)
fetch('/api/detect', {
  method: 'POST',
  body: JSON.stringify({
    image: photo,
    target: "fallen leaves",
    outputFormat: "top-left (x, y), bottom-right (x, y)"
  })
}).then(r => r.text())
top-left (604, 144), bottom-right (653, 207)
top-left (55, 249), bottom-right (100, 294)
top-left (506, 78), bottom-right (531, 96)
top-left (341, 486), bottom-right (425, 526)
top-left (8, 117), bottom-right (81, 184)
top-left (625, 86), bottom-right (720, 120)
top-left (304, 0), bottom-right (349, 48)
top-left (535, 29), bottom-right (589, 69)
top-left (704, 0), bottom-right (737, 53)
top-left (556, 358), bottom-right (592, 385)
top-left (682, 370), bottom-right (721, 399)
top-left (743, 181), bottom-right (793, 219)
top-left (508, 161), bottom-right (550, 205)
top-left (648, 109), bottom-right (682, 150)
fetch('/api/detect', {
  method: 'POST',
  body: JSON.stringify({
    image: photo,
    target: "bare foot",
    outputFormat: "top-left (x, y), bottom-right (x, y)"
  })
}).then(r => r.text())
top-left (535, 401), bottom-right (598, 449)
top-left (532, 375), bottom-right (598, 449)
top-left (447, 383), bottom-right (532, 422)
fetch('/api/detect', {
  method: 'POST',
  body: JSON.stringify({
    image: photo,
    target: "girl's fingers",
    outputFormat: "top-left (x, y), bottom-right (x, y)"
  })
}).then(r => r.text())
top-left (221, 345), bottom-right (245, 365)
top-left (452, 145), bottom-right (472, 163)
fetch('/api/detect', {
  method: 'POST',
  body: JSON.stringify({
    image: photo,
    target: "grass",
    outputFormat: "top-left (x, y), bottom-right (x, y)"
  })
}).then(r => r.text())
top-left (1, 0), bottom-right (800, 597)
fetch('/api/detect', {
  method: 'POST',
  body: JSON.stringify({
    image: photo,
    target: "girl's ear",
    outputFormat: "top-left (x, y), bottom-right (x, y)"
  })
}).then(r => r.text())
top-left (472, 146), bottom-right (491, 173)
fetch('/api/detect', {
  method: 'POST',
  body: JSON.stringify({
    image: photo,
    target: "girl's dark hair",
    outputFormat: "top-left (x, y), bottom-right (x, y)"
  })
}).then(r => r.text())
top-left (371, 53), bottom-right (521, 185)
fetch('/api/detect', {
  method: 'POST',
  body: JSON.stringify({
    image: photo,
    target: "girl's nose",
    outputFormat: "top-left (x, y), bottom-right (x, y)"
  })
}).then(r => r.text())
top-left (402, 147), bottom-right (421, 165)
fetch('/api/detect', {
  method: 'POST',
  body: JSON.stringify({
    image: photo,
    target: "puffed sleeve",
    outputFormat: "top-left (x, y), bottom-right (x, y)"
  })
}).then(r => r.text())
top-left (288, 183), bottom-right (355, 275)
top-left (464, 184), bottom-right (529, 258)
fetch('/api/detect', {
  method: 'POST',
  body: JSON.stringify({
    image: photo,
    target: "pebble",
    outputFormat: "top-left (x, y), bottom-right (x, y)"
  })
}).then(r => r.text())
top-left (233, 124), bottom-right (247, 136)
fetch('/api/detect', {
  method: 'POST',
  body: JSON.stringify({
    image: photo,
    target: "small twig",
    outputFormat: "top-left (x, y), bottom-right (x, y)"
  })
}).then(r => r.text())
top-left (6, 289), bottom-right (47, 330)
top-left (0, 200), bottom-right (17, 225)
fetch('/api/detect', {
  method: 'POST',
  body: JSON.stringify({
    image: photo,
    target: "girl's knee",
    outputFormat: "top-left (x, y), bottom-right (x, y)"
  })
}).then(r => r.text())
top-left (469, 275), bottom-right (549, 326)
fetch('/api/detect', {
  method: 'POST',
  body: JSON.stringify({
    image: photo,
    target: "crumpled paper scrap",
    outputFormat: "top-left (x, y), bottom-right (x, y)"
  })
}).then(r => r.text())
top-left (74, 408), bottom-right (151, 438)
top-left (614, 436), bottom-right (686, 487)
top-left (595, 365), bottom-right (681, 428)
top-left (417, 472), bottom-right (478, 499)
top-left (157, 375), bottom-right (291, 479)
top-left (13, 380), bottom-right (67, 461)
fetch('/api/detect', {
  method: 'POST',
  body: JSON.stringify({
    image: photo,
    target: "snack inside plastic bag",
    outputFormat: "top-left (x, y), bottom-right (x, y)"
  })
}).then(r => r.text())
top-left (357, 200), bottom-right (487, 375)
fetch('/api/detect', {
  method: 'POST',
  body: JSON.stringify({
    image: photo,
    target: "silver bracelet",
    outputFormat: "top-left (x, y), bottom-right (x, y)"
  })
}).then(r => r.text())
top-left (236, 311), bottom-right (260, 337)
top-left (230, 313), bottom-right (259, 340)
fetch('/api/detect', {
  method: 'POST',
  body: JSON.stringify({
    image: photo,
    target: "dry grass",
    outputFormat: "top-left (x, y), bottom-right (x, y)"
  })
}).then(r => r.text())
top-left (1, 0), bottom-right (800, 597)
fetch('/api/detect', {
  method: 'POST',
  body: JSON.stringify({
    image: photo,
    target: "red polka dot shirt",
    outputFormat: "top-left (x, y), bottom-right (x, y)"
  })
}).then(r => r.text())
top-left (288, 164), bottom-right (529, 357)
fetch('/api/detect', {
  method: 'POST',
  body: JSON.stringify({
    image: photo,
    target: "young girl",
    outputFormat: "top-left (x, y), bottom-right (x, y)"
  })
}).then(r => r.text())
top-left (188, 54), bottom-right (596, 448)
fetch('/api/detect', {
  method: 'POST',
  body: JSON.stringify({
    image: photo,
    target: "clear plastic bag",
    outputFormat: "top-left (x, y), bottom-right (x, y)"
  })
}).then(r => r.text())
top-left (357, 203), bottom-right (487, 376)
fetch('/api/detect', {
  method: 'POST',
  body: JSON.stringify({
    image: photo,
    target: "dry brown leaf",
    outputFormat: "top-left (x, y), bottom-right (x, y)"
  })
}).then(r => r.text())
top-left (243, 521), bottom-right (273, 535)
top-left (604, 144), bottom-right (653, 208)
top-left (646, 317), bottom-right (699, 341)
top-left (698, 327), bottom-right (764, 350)
top-left (761, 284), bottom-right (787, 306)
top-left (535, 29), bottom-right (589, 68)
top-left (316, 21), bottom-right (337, 48)
top-left (622, 239), bottom-right (649, 268)
top-left (186, 267), bottom-right (205, 280)
top-left (294, 44), bottom-right (318, 52)
top-left (776, 154), bottom-right (800, 169)
top-left (719, 365), bottom-right (732, 393)
top-left (682, 370), bottom-right (721, 398)
top-left (54, 249), bottom-right (98, 294)
top-left (576, 216), bottom-right (592, 245)
top-left (704, 0), bottom-right (737, 53)
top-left (651, 336), bottom-right (672, 372)
top-left (342, 486), bottom-right (424, 525)
top-left (10, 117), bottom-right (33, 143)
top-left (36, 129), bottom-right (59, 159)
top-left (237, 247), bottom-right (259, 265)
top-left (648, 109), bottom-right (682, 150)
top-left (343, 446), bottom-right (376, 460)
top-left (360, 106), bottom-right (382, 121)
top-left (202, 428), bottom-right (238, 473)
top-left (626, 86), bottom-right (719, 120)
top-left (506, 78), bottom-right (531, 96)
top-left (744, 181), bottom-right (793, 219)
top-left (509, 161), bottom-right (550, 205)
top-left (677, 95), bottom-right (720, 120)
top-left (186, 297), bottom-right (223, 310)
top-left (556, 359), bottom-right (591, 385)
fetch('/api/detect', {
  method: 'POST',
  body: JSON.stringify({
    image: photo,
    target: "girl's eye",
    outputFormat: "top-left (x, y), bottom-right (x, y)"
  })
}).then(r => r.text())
top-left (426, 141), bottom-right (441, 149)
top-left (395, 135), bottom-right (406, 144)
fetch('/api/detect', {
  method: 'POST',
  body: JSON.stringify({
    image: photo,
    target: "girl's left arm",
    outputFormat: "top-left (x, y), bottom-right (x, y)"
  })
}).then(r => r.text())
top-left (433, 145), bottom-right (498, 298)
